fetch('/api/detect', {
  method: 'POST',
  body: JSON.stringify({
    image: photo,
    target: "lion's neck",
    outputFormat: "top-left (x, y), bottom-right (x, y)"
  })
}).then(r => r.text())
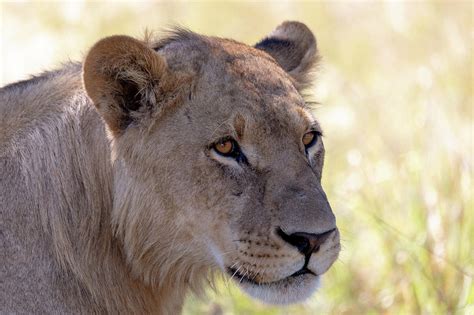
top-left (1, 69), bottom-right (193, 313)
top-left (72, 98), bottom-right (193, 313)
top-left (33, 92), bottom-right (188, 313)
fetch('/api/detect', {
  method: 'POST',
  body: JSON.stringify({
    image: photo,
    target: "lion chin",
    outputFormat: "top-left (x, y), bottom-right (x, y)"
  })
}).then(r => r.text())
top-left (228, 269), bottom-right (321, 305)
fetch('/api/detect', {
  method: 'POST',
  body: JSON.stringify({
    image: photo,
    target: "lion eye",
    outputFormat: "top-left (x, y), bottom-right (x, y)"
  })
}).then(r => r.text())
top-left (302, 131), bottom-right (318, 148)
top-left (301, 130), bottom-right (321, 149)
top-left (211, 138), bottom-right (248, 165)
top-left (214, 139), bottom-right (235, 156)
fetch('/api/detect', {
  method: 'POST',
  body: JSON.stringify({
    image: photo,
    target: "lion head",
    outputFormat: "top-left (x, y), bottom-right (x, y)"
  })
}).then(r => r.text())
top-left (82, 21), bottom-right (340, 305)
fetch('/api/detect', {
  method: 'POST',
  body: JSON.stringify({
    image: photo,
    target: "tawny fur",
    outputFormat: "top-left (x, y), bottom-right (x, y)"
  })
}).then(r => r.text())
top-left (1, 22), bottom-right (339, 314)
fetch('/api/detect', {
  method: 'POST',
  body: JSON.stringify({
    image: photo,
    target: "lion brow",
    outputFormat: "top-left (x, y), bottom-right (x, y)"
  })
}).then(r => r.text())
top-left (309, 121), bottom-right (323, 135)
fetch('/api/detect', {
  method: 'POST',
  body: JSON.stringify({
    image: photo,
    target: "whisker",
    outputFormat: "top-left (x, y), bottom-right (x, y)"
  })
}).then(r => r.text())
top-left (219, 249), bottom-right (239, 257)
top-left (239, 266), bottom-right (250, 284)
top-left (229, 265), bottom-right (242, 283)
top-left (228, 261), bottom-right (239, 270)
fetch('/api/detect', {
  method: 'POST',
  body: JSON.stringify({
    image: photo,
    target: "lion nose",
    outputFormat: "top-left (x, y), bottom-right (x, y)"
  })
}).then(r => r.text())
top-left (277, 228), bottom-right (336, 256)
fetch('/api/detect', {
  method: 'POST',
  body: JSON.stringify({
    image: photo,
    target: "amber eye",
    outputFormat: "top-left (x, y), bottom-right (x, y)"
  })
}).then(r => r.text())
top-left (214, 139), bottom-right (234, 155)
top-left (211, 138), bottom-right (248, 164)
top-left (303, 131), bottom-right (316, 147)
top-left (302, 131), bottom-right (318, 147)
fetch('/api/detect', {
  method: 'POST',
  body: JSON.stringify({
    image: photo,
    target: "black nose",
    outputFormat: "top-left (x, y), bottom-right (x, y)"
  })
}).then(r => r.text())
top-left (277, 227), bottom-right (336, 256)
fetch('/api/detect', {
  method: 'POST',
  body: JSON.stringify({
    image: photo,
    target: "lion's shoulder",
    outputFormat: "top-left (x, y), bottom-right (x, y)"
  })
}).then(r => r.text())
top-left (0, 62), bottom-right (86, 154)
top-left (1, 62), bottom-right (82, 95)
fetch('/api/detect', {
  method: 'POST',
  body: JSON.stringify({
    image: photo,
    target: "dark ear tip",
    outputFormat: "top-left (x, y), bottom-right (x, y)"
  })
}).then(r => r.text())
top-left (271, 21), bottom-right (317, 49)
top-left (254, 21), bottom-right (319, 91)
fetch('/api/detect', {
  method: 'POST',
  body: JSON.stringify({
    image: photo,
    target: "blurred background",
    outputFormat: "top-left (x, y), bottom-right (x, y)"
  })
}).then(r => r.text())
top-left (1, 1), bottom-right (472, 314)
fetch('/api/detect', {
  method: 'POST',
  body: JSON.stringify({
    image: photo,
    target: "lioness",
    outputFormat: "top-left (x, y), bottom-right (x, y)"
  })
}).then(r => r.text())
top-left (0, 21), bottom-right (340, 314)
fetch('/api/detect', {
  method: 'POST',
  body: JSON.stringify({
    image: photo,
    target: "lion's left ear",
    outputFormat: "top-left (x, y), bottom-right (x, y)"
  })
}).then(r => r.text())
top-left (83, 35), bottom-right (180, 136)
top-left (255, 21), bottom-right (319, 91)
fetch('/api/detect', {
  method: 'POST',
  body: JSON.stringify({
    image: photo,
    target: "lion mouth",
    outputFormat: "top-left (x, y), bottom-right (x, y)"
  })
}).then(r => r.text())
top-left (225, 265), bottom-right (322, 305)
top-left (227, 267), bottom-right (316, 286)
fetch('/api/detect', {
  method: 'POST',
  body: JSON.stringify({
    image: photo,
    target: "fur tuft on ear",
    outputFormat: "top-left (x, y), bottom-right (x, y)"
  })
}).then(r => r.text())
top-left (255, 21), bottom-right (319, 91)
top-left (83, 35), bottom-right (174, 135)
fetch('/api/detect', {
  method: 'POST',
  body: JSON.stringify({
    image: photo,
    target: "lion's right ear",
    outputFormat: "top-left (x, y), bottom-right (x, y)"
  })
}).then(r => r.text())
top-left (83, 35), bottom-right (173, 135)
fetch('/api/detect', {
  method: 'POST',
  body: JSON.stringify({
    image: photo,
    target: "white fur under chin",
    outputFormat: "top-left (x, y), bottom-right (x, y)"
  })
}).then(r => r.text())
top-left (237, 274), bottom-right (321, 305)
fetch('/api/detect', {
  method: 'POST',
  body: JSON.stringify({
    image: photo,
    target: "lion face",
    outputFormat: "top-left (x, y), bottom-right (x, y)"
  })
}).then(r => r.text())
top-left (83, 22), bottom-right (339, 305)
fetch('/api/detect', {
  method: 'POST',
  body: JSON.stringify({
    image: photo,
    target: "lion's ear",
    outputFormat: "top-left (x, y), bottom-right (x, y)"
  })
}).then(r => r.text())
top-left (83, 35), bottom-right (173, 135)
top-left (255, 21), bottom-right (319, 91)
